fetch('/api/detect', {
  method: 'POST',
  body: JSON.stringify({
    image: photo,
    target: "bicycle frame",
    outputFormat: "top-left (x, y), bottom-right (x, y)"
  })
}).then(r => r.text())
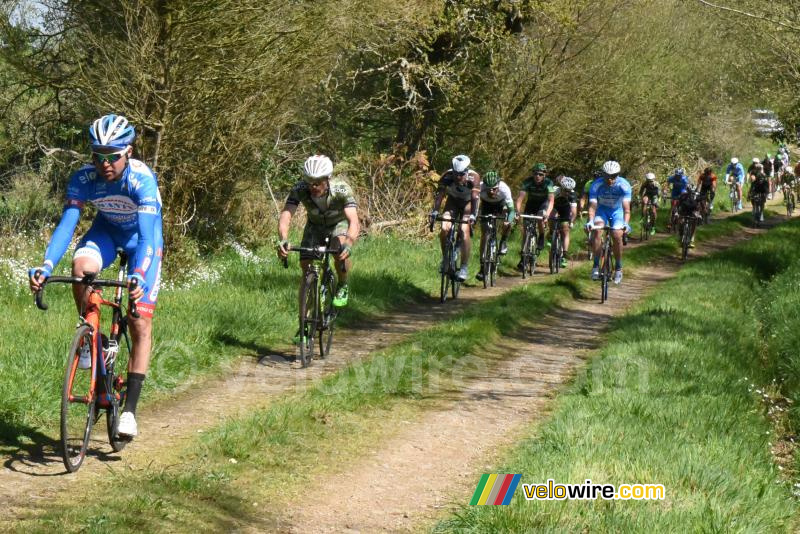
top-left (519, 214), bottom-right (543, 278)
top-left (284, 238), bottom-right (343, 365)
top-left (37, 270), bottom-right (135, 405)
top-left (432, 211), bottom-right (467, 302)
top-left (34, 254), bottom-right (137, 471)
top-left (478, 214), bottom-right (501, 288)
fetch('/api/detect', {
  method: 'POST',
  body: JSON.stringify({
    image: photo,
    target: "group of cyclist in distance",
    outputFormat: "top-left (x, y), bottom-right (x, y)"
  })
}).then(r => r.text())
top-left (430, 156), bottom-right (632, 284)
top-left (23, 111), bottom-right (794, 442)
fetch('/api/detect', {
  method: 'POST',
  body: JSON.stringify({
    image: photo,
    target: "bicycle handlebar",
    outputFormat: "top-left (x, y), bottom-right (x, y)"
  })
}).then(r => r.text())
top-left (518, 214), bottom-right (544, 220)
top-left (281, 244), bottom-right (348, 272)
top-left (33, 273), bottom-right (138, 318)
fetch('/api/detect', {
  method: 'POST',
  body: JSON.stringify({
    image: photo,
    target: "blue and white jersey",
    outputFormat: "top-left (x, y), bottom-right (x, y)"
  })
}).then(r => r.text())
top-left (44, 159), bottom-right (163, 277)
top-left (726, 162), bottom-right (745, 183)
top-left (588, 177), bottom-right (632, 211)
top-left (667, 173), bottom-right (690, 199)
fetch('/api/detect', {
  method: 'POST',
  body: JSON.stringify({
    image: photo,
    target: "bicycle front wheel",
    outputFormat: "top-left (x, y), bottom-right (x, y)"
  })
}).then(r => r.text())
top-left (681, 222), bottom-right (690, 260)
top-left (600, 241), bottom-right (611, 303)
top-left (481, 237), bottom-right (491, 289)
top-left (61, 325), bottom-right (96, 473)
top-left (451, 245), bottom-right (461, 299)
top-left (298, 271), bottom-right (318, 367)
top-left (106, 333), bottom-right (129, 453)
top-left (319, 272), bottom-right (336, 359)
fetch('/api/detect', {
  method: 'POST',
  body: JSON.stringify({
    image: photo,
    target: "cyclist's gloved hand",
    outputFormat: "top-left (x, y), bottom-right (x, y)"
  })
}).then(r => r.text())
top-left (276, 239), bottom-right (290, 258)
top-left (28, 264), bottom-right (52, 292)
top-left (429, 210), bottom-right (439, 221)
top-left (337, 243), bottom-right (352, 261)
top-left (584, 221), bottom-right (593, 232)
top-left (569, 222), bottom-right (574, 229)
top-left (468, 214), bottom-right (476, 225)
top-left (127, 273), bottom-right (147, 301)
top-left (624, 223), bottom-right (632, 234)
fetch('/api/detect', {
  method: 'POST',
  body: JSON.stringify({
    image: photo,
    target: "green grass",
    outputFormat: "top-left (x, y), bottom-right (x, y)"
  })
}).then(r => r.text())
top-left (435, 220), bottom-right (800, 532)
top-left (0, 230), bottom-right (449, 448)
top-left (17, 207), bottom-right (764, 532)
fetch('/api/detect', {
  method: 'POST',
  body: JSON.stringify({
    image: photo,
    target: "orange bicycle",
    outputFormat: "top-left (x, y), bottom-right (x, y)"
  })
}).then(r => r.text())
top-left (33, 250), bottom-right (139, 472)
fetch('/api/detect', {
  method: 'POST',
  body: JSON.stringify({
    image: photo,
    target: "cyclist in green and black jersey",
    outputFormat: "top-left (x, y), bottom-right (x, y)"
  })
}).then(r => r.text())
top-left (515, 163), bottom-right (555, 270)
top-left (639, 172), bottom-right (660, 235)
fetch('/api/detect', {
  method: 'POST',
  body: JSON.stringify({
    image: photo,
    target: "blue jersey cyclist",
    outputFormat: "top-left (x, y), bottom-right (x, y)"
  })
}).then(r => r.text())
top-left (666, 168), bottom-right (690, 230)
top-left (725, 157), bottom-right (746, 210)
top-left (28, 114), bottom-right (163, 439)
top-left (586, 160), bottom-right (632, 284)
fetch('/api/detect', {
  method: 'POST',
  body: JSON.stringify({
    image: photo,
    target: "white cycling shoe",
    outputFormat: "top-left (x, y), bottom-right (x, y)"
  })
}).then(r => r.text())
top-left (614, 269), bottom-right (623, 285)
top-left (117, 412), bottom-right (138, 437)
top-left (591, 267), bottom-right (600, 281)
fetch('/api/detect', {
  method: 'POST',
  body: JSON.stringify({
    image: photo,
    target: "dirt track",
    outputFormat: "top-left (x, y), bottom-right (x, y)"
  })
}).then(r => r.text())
top-left (282, 225), bottom-right (774, 533)
top-left (0, 209), bottom-right (789, 530)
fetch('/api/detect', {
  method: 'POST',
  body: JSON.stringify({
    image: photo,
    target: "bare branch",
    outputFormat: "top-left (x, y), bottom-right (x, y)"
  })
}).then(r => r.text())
top-left (694, 0), bottom-right (800, 32)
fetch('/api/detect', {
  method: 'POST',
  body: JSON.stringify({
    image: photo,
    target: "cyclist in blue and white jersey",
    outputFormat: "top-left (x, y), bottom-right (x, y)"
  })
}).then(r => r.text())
top-left (28, 114), bottom-right (163, 439)
top-left (666, 168), bottom-right (690, 230)
top-left (586, 160), bottom-right (631, 284)
top-left (725, 157), bottom-right (745, 210)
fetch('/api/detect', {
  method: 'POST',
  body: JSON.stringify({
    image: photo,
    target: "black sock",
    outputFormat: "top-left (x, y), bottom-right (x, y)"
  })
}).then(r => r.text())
top-left (124, 373), bottom-right (146, 415)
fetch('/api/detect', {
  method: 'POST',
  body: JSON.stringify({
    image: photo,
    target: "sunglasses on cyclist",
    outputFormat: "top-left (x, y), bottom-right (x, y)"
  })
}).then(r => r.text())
top-left (92, 148), bottom-right (128, 164)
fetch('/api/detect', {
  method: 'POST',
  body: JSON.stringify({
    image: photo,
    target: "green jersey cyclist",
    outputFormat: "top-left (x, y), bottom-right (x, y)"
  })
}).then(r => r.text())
top-left (515, 163), bottom-right (555, 270)
top-left (277, 155), bottom-right (360, 315)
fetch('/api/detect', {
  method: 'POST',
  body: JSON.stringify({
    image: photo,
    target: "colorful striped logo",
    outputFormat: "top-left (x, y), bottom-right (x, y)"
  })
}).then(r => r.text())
top-left (470, 474), bottom-right (522, 505)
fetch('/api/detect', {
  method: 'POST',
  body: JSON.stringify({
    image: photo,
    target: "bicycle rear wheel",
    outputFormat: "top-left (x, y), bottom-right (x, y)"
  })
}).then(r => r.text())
top-left (319, 272), bottom-right (336, 359)
top-left (61, 325), bottom-right (96, 472)
top-left (298, 271), bottom-right (318, 367)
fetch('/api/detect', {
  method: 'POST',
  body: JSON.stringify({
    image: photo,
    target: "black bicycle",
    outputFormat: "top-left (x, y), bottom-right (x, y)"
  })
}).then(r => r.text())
top-left (594, 226), bottom-right (614, 303)
top-left (679, 213), bottom-right (700, 261)
top-left (430, 212), bottom-right (469, 303)
top-left (33, 250), bottom-right (137, 472)
top-left (548, 218), bottom-right (568, 274)
top-left (783, 184), bottom-right (795, 217)
top-left (284, 238), bottom-right (342, 367)
top-left (640, 201), bottom-right (656, 241)
top-left (751, 193), bottom-right (766, 228)
top-left (478, 214), bottom-right (501, 288)
top-left (519, 214), bottom-right (544, 279)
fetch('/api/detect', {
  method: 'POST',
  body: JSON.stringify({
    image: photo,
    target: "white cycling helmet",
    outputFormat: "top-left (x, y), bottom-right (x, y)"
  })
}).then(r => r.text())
top-left (559, 176), bottom-right (576, 190)
top-left (602, 160), bottom-right (621, 176)
top-left (452, 154), bottom-right (471, 173)
top-left (645, 172), bottom-right (656, 181)
top-left (303, 155), bottom-right (334, 181)
top-left (752, 157), bottom-right (760, 164)
top-left (730, 157), bottom-right (739, 165)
